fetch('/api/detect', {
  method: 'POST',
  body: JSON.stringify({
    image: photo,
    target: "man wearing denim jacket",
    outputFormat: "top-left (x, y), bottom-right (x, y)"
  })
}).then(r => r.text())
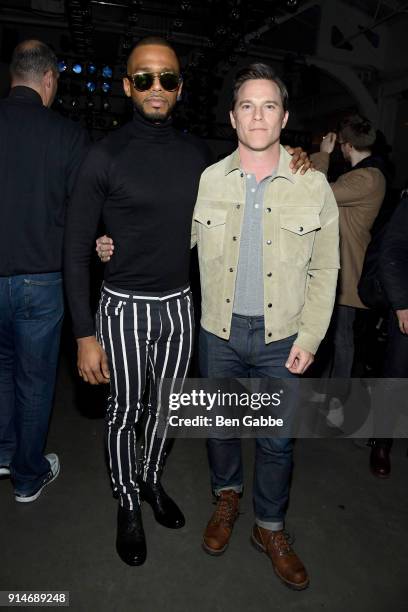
top-left (193, 63), bottom-right (339, 590)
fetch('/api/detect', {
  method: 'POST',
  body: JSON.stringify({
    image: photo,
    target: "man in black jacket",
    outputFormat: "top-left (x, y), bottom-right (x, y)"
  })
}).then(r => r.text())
top-left (369, 196), bottom-right (408, 476)
top-left (380, 197), bottom-right (408, 342)
top-left (0, 40), bottom-right (88, 502)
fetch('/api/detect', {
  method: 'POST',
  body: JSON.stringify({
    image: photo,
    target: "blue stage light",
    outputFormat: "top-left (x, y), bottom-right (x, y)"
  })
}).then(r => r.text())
top-left (102, 66), bottom-right (113, 79)
top-left (102, 82), bottom-right (111, 93)
top-left (86, 81), bottom-right (96, 93)
top-left (72, 63), bottom-right (83, 75)
top-left (57, 60), bottom-right (67, 73)
top-left (87, 63), bottom-right (97, 75)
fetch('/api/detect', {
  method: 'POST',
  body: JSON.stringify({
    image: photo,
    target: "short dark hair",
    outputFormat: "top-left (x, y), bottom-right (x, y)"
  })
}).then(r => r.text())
top-left (10, 40), bottom-right (58, 82)
top-left (131, 35), bottom-right (176, 51)
top-left (231, 63), bottom-right (289, 111)
top-left (338, 114), bottom-right (376, 151)
top-left (127, 36), bottom-right (180, 72)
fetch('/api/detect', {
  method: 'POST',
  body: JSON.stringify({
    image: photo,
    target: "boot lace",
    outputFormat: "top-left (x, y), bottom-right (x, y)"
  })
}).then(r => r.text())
top-left (211, 492), bottom-right (238, 526)
top-left (270, 530), bottom-right (293, 556)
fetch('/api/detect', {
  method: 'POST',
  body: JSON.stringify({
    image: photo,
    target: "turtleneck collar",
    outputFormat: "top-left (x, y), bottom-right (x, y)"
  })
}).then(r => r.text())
top-left (130, 105), bottom-right (174, 141)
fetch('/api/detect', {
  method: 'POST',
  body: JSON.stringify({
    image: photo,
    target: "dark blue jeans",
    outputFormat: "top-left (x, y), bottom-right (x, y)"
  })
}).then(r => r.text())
top-left (0, 273), bottom-right (63, 493)
top-left (199, 315), bottom-right (297, 531)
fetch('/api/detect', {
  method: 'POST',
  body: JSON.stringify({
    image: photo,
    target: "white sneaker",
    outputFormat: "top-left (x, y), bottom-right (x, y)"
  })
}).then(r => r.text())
top-left (0, 465), bottom-right (10, 477)
top-left (15, 453), bottom-right (60, 503)
top-left (326, 398), bottom-right (345, 429)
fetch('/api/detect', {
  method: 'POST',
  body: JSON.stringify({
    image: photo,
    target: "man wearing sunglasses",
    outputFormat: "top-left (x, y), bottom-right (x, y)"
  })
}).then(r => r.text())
top-left (69, 37), bottom-right (311, 567)
top-left (64, 36), bottom-right (213, 566)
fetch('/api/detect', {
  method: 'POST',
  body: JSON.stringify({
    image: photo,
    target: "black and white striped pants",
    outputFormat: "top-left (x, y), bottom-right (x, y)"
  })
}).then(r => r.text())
top-left (96, 283), bottom-right (194, 510)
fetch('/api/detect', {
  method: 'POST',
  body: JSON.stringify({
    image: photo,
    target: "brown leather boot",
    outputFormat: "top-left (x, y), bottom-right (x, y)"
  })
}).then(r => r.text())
top-left (251, 525), bottom-right (309, 590)
top-left (202, 490), bottom-right (239, 555)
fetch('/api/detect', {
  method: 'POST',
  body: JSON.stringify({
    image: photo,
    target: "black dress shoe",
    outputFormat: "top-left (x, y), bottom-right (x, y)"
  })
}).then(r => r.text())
top-left (139, 480), bottom-right (185, 529)
top-left (116, 506), bottom-right (147, 566)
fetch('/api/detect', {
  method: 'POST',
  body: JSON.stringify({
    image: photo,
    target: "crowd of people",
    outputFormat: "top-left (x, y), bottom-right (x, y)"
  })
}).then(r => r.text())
top-left (0, 36), bottom-right (406, 592)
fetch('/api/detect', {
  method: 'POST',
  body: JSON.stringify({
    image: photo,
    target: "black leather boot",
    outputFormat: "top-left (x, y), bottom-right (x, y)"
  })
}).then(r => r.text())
top-left (116, 505), bottom-right (147, 566)
top-left (139, 479), bottom-right (185, 529)
top-left (369, 439), bottom-right (391, 479)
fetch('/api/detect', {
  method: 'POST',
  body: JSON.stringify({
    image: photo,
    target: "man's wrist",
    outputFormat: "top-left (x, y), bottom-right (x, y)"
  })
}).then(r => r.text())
top-left (77, 335), bottom-right (97, 346)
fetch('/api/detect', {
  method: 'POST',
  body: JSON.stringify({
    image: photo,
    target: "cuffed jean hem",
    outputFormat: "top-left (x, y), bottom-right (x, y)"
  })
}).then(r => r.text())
top-left (213, 485), bottom-right (243, 496)
top-left (255, 518), bottom-right (284, 531)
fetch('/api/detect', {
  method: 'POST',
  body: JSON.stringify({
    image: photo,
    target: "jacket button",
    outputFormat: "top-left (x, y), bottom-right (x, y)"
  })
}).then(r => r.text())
top-left (266, 207), bottom-right (271, 213)
top-left (240, 172), bottom-right (244, 178)
top-left (266, 240), bottom-right (272, 245)
top-left (267, 272), bottom-right (272, 277)
top-left (299, 226), bottom-right (303, 232)
top-left (223, 327), bottom-right (227, 332)
top-left (233, 236), bottom-right (237, 241)
top-left (236, 204), bottom-right (240, 209)
top-left (268, 332), bottom-right (272, 337)
top-left (207, 220), bottom-right (211, 225)
top-left (268, 303), bottom-right (272, 308)
top-left (226, 298), bottom-right (230, 303)
top-left (229, 268), bottom-right (233, 272)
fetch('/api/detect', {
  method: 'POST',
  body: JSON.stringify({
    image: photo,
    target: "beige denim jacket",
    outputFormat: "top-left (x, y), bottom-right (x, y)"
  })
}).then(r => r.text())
top-left (191, 146), bottom-right (340, 354)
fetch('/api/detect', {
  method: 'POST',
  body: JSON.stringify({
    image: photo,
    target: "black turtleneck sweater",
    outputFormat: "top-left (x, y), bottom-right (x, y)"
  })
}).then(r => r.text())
top-left (64, 110), bottom-right (212, 338)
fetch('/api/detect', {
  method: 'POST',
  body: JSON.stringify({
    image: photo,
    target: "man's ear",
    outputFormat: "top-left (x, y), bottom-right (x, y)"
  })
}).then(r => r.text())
top-left (177, 78), bottom-right (183, 101)
top-left (122, 76), bottom-right (132, 98)
top-left (229, 110), bottom-right (236, 130)
top-left (282, 110), bottom-right (289, 130)
top-left (43, 69), bottom-right (53, 91)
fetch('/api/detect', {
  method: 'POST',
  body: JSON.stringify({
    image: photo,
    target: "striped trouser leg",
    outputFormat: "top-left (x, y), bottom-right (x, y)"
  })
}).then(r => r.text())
top-left (142, 291), bottom-right (194, 484)
top-left (97, 290), bottom-right (150, 510)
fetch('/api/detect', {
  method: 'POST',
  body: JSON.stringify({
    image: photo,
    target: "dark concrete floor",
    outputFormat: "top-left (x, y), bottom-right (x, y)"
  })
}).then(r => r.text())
top-left (1, 354), bottom-right (407, 612)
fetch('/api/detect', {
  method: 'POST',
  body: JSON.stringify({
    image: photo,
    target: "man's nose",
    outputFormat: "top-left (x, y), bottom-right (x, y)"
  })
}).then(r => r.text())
top-left (253, 107), bottom-right (263, 120)
top-left (151, 75), bottom-right (162, 91)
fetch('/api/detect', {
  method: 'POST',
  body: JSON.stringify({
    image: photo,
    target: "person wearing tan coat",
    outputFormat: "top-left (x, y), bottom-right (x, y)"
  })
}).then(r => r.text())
top-left (312, 115), bottom-right (386, 424)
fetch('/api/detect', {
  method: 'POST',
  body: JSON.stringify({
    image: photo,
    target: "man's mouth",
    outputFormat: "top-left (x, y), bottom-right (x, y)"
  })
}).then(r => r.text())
top-left (145, 97), bottom-right (167, 109)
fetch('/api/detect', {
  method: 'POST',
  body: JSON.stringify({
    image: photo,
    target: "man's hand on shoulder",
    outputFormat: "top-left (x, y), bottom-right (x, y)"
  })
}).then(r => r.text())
top-left (285, 146), bottom-right (314, 175)
top-left (77, 336), bottom-right (110, 385)
top-left (285, 344), bottom-right (314, 375)
top-left (96, 235), bottom-right (114, 262)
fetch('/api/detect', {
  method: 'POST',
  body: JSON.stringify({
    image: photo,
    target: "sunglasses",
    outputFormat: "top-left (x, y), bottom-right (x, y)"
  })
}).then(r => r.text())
top-left (126, 71), bottom-right (181, 92)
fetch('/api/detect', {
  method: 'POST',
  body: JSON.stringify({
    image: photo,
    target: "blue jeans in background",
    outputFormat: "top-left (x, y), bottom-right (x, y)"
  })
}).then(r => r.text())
top-left (0, 273), bottom-right (63, 493)
top-left (199, 315), bottom-right (297, 531)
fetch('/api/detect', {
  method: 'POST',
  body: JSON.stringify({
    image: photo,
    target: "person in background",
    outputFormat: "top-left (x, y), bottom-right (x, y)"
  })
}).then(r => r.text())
top-left (370, 195), bottom-right (408, 477)
top-left (0, 40), bottom-right (88, 501)
top-left (313, 115), bottom-right (386, 426)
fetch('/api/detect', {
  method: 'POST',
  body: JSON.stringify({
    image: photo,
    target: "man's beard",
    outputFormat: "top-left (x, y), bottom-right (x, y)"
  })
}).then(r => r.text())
top-left (133, 97), bottom-right (173, 123)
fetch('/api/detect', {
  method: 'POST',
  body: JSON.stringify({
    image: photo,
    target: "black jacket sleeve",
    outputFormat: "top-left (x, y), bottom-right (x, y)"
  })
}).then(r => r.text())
top-left (379, 197), bottom-right (408, 310)
top-left (64, 144), bottom-right (111, 338)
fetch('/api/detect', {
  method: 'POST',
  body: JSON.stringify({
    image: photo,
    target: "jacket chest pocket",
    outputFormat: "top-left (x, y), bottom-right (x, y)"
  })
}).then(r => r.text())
top-left (194, 206), bottom-right (228, 261)
top-left (279, 210), bottom-right (321, 265)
